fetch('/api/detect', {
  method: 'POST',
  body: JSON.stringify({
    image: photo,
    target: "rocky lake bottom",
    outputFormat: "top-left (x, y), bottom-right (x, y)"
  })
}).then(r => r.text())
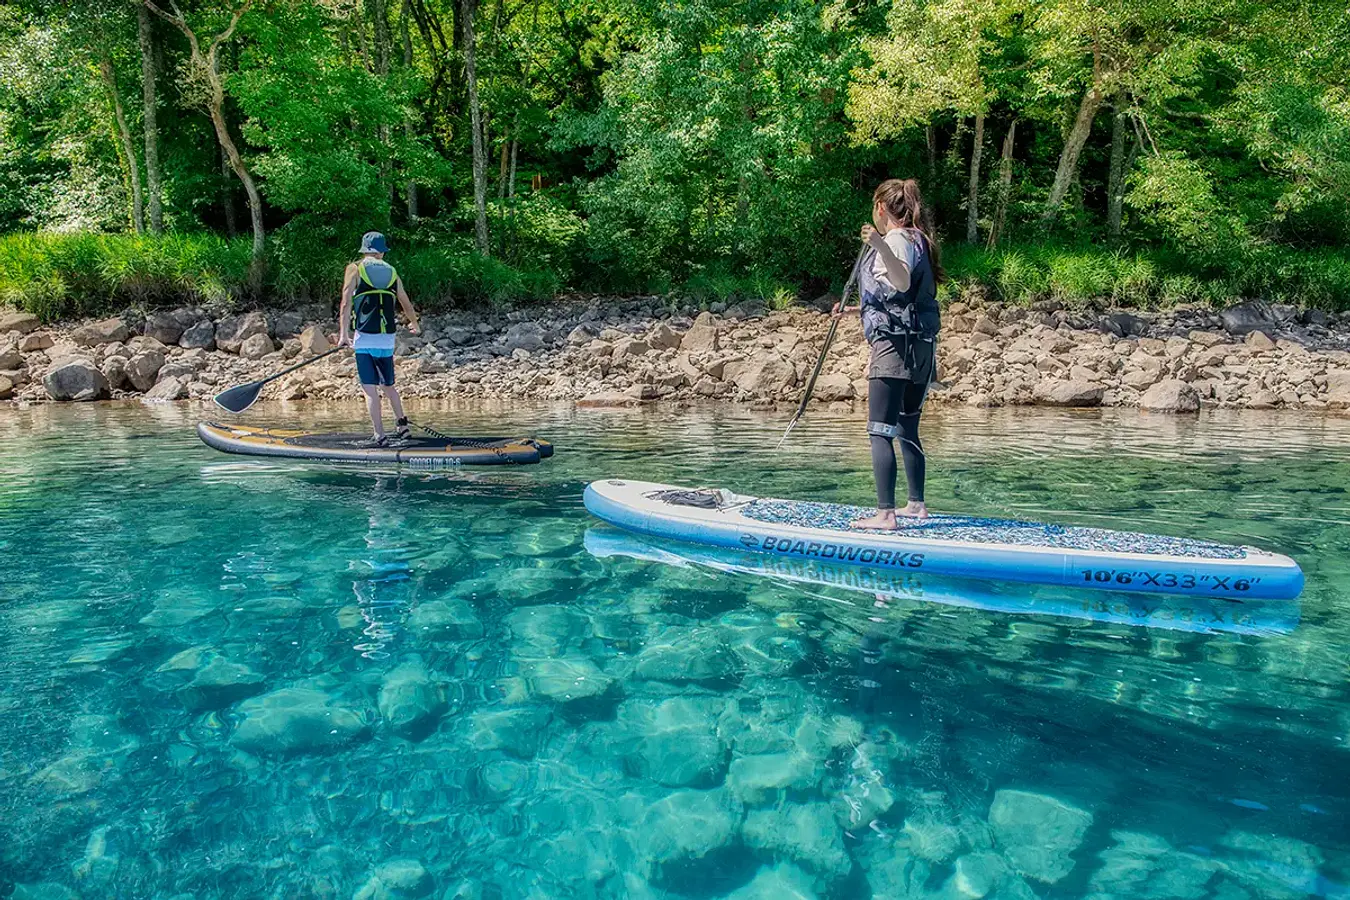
top-left (2, 402), bottom-right (1349, 900)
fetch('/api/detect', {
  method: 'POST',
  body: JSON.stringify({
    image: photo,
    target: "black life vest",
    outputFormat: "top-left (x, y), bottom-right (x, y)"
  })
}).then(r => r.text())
top-left (858, 230), bottom-right (940, 343)
top-left (352, 259), bottom-right (399, 335)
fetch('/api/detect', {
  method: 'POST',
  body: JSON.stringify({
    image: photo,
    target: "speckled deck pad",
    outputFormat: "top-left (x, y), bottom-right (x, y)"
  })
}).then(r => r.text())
top-left (739, 500), bottom-right (1249, 560)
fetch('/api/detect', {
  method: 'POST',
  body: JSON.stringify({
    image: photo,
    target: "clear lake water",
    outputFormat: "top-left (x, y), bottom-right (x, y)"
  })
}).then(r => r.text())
top-left (1, 401), bottom-right (1348, 900)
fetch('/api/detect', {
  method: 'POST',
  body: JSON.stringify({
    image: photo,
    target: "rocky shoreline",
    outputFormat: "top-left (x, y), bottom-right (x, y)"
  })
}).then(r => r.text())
top-left (3, 296), bottom-right (1349, 412)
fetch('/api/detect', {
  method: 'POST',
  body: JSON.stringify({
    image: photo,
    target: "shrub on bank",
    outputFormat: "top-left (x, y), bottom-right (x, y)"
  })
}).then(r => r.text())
top-left (1, 230), bottom-right (1347, 322)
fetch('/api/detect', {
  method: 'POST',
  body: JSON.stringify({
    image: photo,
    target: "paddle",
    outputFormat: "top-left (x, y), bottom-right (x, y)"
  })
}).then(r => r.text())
top-left (776, 245), bottom-right (868, 448)
top-left (213, 345), bottom-right (343, 413)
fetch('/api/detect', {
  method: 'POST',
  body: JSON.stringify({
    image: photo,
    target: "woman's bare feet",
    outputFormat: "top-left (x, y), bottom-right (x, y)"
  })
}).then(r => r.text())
top-left (852, 509), bottom-right (898, 530)
top-left (896, 500), bottom-right (929, 520)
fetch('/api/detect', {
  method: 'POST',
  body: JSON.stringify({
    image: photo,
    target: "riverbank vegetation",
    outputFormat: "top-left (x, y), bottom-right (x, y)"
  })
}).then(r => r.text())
top-left (1, 0), bottom-right (1347, 319)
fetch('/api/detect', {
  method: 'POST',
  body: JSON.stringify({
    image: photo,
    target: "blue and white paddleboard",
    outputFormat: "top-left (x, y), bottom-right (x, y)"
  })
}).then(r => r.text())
top-left (583, 528), bottom-right (1298, 635)
top-left (582, 480), bottom-right (1304, 600)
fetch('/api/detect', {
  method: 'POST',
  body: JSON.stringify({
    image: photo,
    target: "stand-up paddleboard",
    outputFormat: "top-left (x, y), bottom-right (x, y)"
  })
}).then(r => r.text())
top-left (583, 480), bottom-right (1304, 600)
top-left (584, 527), bottom-right (1298, 635)
top-left (198, 422), bottom-right (554, 467)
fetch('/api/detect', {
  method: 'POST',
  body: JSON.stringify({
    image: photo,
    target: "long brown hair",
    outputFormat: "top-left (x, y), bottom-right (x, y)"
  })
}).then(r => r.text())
top-left (873, 178), bottom-right (945, 284)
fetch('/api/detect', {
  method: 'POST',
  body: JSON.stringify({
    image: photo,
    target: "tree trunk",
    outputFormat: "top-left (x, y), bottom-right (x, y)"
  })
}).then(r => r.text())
top-left (372, 0), bottom-right (394, 221)
top-left (461, 0), bottom-right (489, 254)
top-left (966, 110), bottom-right (985, 245)
top-left (498, 132), bottom-right (509, 198)
top-left (138, 6), bottom-right (164, 233)
top-left (925, 125), bottom-right (937, 189)
top-left (98, 57), bottom-right (145, 234)
top-left (402, 2), bottom-right (419, 219)
top-left (1041, 84), bottom-right (1103, 224)
top-left (221, 145), bottom-right (238, 237)
top-left (1106, 106), bottom-right (1137, 238)
top-left (508, 135), bottom-right (517, 199)
top-left (987, 118), bottom-right (1016, 249)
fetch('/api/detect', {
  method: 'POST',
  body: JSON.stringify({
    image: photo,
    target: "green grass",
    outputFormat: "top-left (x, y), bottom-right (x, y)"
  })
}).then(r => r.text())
top-left (942, 242), bottom-right (1350, 310)
top-left (2, 231), bottom-right (1347, 323)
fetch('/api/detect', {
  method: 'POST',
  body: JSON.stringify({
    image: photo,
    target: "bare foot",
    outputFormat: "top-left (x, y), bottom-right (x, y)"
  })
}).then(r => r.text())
top-left (896, 501), bottom-right (929, 520)
top-left (852, 509), bottom-right (898, 530)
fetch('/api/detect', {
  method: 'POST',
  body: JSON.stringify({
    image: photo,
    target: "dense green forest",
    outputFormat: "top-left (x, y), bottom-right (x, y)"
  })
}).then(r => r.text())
top-left (1, 0), bottom-right (1348, 318)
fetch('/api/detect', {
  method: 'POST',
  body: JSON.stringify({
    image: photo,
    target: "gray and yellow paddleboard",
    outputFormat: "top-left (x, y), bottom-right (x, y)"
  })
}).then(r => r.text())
top-left (198, 422), bottom-right (553, 467)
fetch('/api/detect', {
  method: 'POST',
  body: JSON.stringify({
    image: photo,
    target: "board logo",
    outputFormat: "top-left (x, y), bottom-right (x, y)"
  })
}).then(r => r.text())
top-left (745, 534), bottom-right (924, 568)
top-left (739, 534), bottom-right (760, 549)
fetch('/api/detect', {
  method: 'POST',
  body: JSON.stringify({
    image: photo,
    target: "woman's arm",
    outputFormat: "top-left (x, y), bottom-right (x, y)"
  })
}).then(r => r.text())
top-left (865, 225), bottom-right (911, 294)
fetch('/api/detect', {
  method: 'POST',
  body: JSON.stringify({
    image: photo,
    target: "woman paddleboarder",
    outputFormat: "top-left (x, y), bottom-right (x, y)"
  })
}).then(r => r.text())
top-left (834, 178), bottom-right (943, 527)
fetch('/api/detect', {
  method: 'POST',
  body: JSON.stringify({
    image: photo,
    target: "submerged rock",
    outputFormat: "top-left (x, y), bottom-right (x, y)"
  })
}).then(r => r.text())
top-left (633, 627), bottom-right (739, 684)
top-left (378, 662), bottom-right (448, 740)
top-left (743, 801), bottom-right (851, 881)
top-left (988, 788), bottom-right (1093, 884)
top-left (519, 656), bottom-right (613, 702)
top-left (639, 788), bottom-right (741, 877)
top-left (726, 751), bottom-right (823, 803)
top-left (353, 858), bottom-right (435, 900)
top-left (465, 706), bottom-right (552, 757)
top-left (725, 863), bottom-right (819, 900)
top-left (231, 687), bottom-right (370, 754)
top-left (176, 656), bottom-right (266, 711)
top-left (617, 696), bottom-right (729, 787)
top-left (408, 598), bottom-right (483, 640)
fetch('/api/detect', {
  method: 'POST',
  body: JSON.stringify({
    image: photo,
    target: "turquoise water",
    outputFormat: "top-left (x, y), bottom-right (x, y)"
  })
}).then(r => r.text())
top-left (2, 402), bottom-right (1349, 900)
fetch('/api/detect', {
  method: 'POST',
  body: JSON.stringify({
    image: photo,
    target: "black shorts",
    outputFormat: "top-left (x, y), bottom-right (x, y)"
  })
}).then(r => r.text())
top-left (355, 352), bottom-right (395, 386)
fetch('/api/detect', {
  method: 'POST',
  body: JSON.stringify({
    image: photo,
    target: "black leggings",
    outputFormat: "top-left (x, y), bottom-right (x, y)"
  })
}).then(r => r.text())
top-left (868, 378), bottom-right (928, 509)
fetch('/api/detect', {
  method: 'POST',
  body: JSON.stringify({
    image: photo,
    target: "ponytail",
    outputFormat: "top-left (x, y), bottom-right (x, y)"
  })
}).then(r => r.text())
top-left (873, 178), bottom-right (945, 284)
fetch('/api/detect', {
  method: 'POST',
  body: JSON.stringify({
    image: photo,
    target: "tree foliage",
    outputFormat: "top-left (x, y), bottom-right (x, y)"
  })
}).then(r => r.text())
top-left (0, 0), bottom-right (1346, 306)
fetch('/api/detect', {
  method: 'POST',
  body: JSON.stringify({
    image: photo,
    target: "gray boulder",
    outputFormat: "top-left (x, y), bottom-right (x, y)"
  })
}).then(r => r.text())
top-left (0, 375), bottom-right (12, 400)
top-left (239, 333), bottom-right (276, 360)
top-left (725, 354), bottom-right (797, 397)
top-left (1220, 302), bottom-right (1271, 335)
top-left (272, 310), bottom-right (304, 337)
top-left (0, 343), bottom-right (21, 369)
top-left (142, 376), bottom-right (186, 401)
top-left (71, 318), bottom-right (130, 347)
top-left (1326, 370), bottom-right (1350, 409)
top-left (813, 372), bottom-right (854, 401)
top-left (125, 350), bottom-right (166, 391)
top-left (44, 361), bottom-right (109, 401)
top-left (648, 322), bottom-right (682, 350)
top-left (215, 311), bottom-right (269, 353)
top-left (143, 311), bottom-right (184, 345)
top-left (297, 324), bottom-right (331, 356)
top-left (178, 319), bottom-right (215, 350)
top-left (0, 311), bottom-right (41, 334)
top-left (100, 357), bottom-right (129, 391)
top-left (1140, 379), bottom-right (1200, 413)
top-left (503, 322), bottom-right (545, 353)
top-left (1100, 312), bottom-right (1148, 337)
top-left (1033, 379), bottom-right (1104, 407)
top-left (681, 313), bottom-right (720, 353)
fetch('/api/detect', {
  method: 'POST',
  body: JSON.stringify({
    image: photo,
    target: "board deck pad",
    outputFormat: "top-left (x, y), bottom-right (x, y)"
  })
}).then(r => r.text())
top-left (198, 422), bottom-right (553, 466)
top-left (742, 500), bottom-right (1250, 560)
top-left (583, 480), bottom-right (1303, 599)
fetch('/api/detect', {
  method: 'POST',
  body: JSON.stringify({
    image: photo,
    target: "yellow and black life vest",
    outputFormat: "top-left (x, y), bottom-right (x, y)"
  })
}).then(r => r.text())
top-left (352, 259), bottom-right (399, 334)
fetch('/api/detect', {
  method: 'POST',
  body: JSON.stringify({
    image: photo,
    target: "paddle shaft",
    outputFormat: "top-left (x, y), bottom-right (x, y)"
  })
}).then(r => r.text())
top-left (778, 245), bottom-right (867, 445)
top-left (251, 345), bottom-right (343, 388)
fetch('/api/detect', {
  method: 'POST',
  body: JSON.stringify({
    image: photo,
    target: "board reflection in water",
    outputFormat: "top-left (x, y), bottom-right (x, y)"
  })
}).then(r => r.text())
top-left (584, 528), bottom-right (1299, 636)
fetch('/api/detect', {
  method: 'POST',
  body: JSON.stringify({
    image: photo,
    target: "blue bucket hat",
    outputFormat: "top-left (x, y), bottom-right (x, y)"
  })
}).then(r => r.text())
top-left (359, 231), bottom-right (388, 254)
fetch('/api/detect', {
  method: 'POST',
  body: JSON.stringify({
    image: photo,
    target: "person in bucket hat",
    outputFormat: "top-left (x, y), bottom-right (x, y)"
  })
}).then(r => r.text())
top-left (339, 232), bottom-right (420, 446)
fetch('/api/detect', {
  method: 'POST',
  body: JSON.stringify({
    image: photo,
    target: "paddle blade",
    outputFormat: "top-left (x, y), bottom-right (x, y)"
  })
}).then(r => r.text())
top-left (213, 381), bottom-right (264, 414)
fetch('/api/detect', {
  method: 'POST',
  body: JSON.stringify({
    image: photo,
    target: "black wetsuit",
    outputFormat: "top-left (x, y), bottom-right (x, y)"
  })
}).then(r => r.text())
top-left (858, 230), bottom-right (940, 510)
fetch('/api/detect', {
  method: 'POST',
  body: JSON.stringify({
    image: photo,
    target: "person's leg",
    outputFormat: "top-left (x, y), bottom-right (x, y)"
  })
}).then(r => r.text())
top-left (355, 352), bottom-right (386, 440)
top-left (362, 385), bottom-right (384, 439)
top-left (375, 356), bottom-right (409, 438)
top-left (895, 381), bottom-right (930, 518)
top-left (853, 378), bottom-right (905, 530)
